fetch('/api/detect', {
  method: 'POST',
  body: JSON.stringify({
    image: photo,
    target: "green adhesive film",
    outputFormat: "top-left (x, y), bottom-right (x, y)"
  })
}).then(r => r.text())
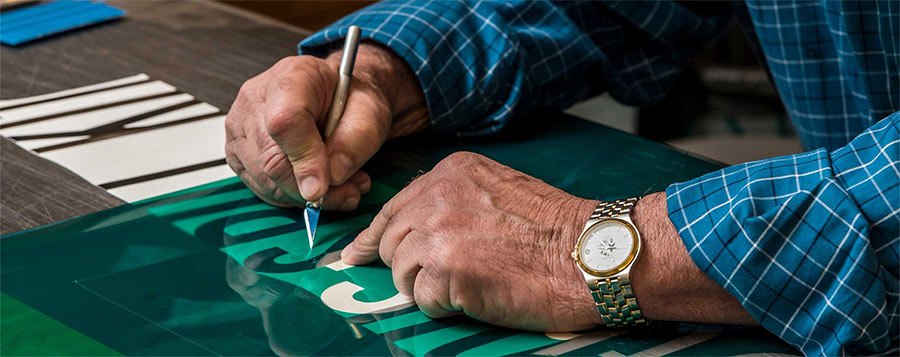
top-left (166, 201), bottom-right (275, 238)
top-left (0, 293), bottom-right (121, 356)
top-left (222, 215), bottom-right (297, 237)
top-left (221, 212), bottom-right (377, 263)
top-left (457, 332), bottom-right (560, 357)
top-left (134, 176), bottom-right (245, 205)
top-left (393, 323), bottom-right (493, 356)
top-left (152, 180), bottom-right (395, 239)
top-left (148, 184), bottom-right (258, 217)
top-left (364, 310), bottom-right (431, 334)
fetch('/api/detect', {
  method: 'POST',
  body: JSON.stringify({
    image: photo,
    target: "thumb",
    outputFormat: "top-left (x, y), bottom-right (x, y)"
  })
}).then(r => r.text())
top-left (263, 59), bottom-right (336, 202)
top-left (341, 218), bottom-right (384, 265)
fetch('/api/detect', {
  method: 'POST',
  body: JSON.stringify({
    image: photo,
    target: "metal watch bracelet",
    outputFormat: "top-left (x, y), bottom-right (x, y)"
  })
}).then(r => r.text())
top-left (590, 197), bottom-right (647, 327)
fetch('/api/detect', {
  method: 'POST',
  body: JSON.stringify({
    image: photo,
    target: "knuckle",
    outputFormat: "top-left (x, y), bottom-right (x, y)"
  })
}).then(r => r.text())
top-left (264, 108), bottom-right (297, 138)
top-left (275, 56), bottom-right (326, 83)
top-left (423, 212), bottom-right (450, 233)
top-left (273, 56), bottom-right (304, 71)
top-left (238, 79), bottom-right (255, 95)
top-left (224, 140), bottom-right (235, 157)
top-left (413, 274), bottom-right (438, 303)
top-left (224, 113), bottom-right (237, 129)
top-left (225, 154), bottom-right (241, 172)
top-left (224, 114), bottom-right (243, 135)
top-left (413, 283), bottom-right (431, 306)
top-left (442, 151), bottom-right (479, 167)
top-left (274, 76), bottom-right (298, 94)
top-left (388, 247), bottom-right (403, 268)
top-left (378, 244), bottom-right (393, 266)
top-left (260, 149), bottom-right (291, 179)
top-left (429, 179), bottom-right (460, 203)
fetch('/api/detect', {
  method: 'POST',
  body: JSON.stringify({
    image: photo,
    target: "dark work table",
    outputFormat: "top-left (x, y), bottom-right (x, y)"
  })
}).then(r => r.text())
top-left (1, 0), bottom-right (309, 234)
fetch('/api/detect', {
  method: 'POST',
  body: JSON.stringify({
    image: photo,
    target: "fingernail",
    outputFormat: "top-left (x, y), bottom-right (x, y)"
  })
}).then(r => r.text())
top-left (357, 179), bottom-right (371, 194)
top-left (330, 153), bottom-right (353, 183)
top-left (300, 176), bottom-right (321, 200)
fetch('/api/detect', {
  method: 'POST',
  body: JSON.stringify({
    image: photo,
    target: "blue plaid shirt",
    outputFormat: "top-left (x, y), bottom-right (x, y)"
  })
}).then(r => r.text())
top-left (299, 1), bottom-right (899, 355)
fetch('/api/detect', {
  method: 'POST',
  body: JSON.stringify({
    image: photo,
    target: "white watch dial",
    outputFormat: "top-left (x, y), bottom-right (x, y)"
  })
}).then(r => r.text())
top-left (579, 220), bottom-right (636, 273)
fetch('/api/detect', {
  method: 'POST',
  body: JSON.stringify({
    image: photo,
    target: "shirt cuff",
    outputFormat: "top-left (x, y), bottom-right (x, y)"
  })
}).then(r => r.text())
top-left (665, 142), bottom-right (894, 355)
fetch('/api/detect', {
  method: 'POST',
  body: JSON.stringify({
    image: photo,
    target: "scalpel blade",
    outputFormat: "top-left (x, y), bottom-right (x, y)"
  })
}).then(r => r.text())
top-left (304, 202), bottom-right (320, 249)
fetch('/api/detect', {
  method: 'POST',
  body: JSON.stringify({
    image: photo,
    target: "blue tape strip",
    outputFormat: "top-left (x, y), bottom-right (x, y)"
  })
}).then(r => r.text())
top-left (0, 0), bottom-right (125, 46)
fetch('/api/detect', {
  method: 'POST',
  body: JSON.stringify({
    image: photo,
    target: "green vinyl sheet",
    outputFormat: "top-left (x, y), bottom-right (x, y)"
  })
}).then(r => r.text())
top-left (0, 293), bottom-right (121, 356)
top-left (1, 114), bottom-right (800, 356)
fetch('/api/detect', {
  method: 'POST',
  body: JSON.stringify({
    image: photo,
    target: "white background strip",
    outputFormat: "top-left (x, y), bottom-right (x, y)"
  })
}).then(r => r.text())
top-left (0, 73), bottom-right (150, 108)
top-left (0, 81), bottom-right (177, 124)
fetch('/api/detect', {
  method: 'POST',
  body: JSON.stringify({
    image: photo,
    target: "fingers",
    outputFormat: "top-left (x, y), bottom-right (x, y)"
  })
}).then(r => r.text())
top-left (414, 269), bottom-right (455, 319)
top-left (391, 231), bottom-right (424, 297)
top-left (379, 200), bottom-right (439, 267)
top-left (350, 170), bottom-right (372, 195)
top-left (229, 56), bottom-right (390, 207)
top-left (393, 234), bottom-right (457, 319)
top-left (263, 60), bottom-right (335, 202)
top-left (342, 173), bottom-right (430, 265)
top-left (341, 204), bottom-right (393, 265)
top-left (325, 88), bottom-right (391, 185)
top-left (227, 144), bottom-right (298, 208)
top-left (319, 171), bottom-right (371, 211)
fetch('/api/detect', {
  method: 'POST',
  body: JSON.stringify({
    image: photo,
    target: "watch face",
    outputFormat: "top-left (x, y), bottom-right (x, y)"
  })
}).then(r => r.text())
top-left (578, 219), bottom-right (638, 275)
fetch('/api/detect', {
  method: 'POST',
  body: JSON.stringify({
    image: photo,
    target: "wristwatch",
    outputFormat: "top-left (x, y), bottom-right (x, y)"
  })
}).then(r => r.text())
top-left (571, 197), bottom-right (647, 327)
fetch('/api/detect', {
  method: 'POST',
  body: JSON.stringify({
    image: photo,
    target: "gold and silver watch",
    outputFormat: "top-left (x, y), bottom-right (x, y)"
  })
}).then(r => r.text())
top-left (571, 197), bottom-right (647, 327)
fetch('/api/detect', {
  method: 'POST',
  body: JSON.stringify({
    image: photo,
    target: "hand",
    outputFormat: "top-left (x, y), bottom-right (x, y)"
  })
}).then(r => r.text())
top-left (225, 43), bottom-right (428, 210)
top-left (341, 152), bottom-right (759, 331)
top-left (341, 152), bottom-right (602, 331)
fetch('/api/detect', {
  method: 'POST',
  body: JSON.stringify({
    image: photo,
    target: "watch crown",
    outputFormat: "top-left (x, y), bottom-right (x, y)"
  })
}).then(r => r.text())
top-left (571, 251), bottom-right (577, 259)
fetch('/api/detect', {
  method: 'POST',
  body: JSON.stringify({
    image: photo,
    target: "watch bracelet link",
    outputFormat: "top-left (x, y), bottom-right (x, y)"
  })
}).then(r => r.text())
top-left (590, 276), bottom-right (646, 327)
top-left (590, 196), bottom-right (640, 220)
top-left (590, 197), bottom-right (647, 327)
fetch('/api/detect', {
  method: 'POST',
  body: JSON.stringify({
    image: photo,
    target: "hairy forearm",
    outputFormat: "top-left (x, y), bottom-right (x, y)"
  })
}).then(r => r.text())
top-left (629, 192), bottom-right (757, 325)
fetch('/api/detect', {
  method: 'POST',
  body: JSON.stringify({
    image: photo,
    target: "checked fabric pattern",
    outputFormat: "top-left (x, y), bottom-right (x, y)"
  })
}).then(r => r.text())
top-left (299, 0), bottom-right (899, 355)
top-left (669, 114), bottom-right (900, 356)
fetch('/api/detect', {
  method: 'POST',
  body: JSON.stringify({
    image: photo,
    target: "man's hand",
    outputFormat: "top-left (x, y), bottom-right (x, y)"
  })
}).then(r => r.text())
top-left (225, 43), bottom-right (428, 210)
top-left (341, 152), bottom-right (758, 331)
top-left (341, 152), bottom-right (602, 331)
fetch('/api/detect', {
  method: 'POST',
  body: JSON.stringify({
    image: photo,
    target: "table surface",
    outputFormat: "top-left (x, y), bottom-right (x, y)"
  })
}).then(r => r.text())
top-left (0, 1), bottom-right (799, 356)
top-left (0, 0), bottom-right (309, 234)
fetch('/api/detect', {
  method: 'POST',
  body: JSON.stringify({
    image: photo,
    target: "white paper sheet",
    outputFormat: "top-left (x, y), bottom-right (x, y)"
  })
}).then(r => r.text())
top-left (41, 116), bottom-right (226, 186)
top-left (1, 75), bottom-right (232, 203)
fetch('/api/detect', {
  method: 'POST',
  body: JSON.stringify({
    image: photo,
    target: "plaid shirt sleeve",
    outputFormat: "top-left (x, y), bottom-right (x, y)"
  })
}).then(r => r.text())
top-left (667, 112), bottom-right (900, 356)
top-left (296, 0), bottom-right (898, 355)
top-left (298, 0), bottom-right (730, 136)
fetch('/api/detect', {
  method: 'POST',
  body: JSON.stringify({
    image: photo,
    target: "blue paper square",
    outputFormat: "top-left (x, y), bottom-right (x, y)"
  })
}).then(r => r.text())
top-left (1, 0), bottom-right (125, 46)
